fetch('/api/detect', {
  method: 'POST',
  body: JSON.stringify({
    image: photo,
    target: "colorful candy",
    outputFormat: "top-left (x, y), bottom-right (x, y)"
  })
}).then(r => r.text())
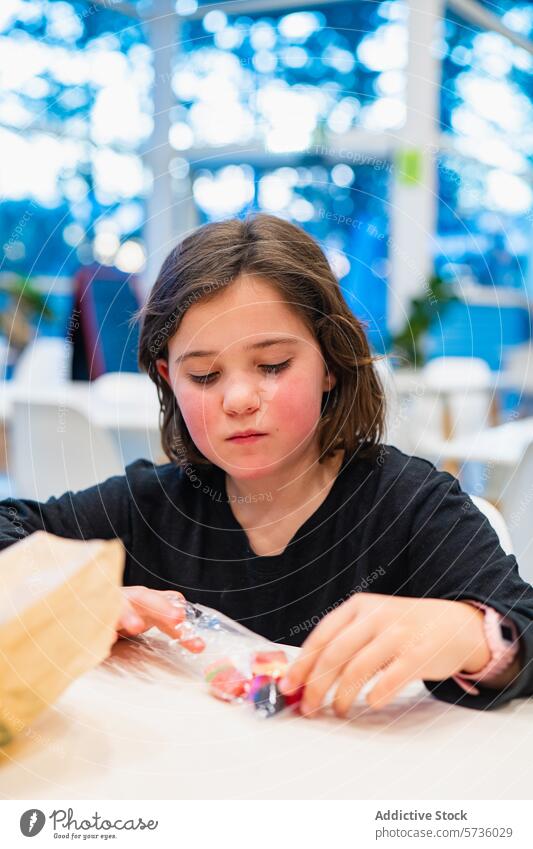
top-left (284, 685), bottom-right (305, 708)
top-left (208, 666), bottom-right (249, 702)
top-left (251, 650), bottom-right (288, 678)
top-left (203, 657), bottom-right (235, 682)
top-left (246, 674), bottom-right (272, 701)
top-left (201, 648), bottom-right (302, 717)
top-left (250, 678), bottom-right (286, 718)
top-left (180, 636), bottom-right (206, 654)
top-left (175, 620), bottom-right (207, 654)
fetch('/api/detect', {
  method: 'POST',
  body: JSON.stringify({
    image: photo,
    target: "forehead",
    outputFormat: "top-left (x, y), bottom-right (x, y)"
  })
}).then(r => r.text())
top-left (170, 275), bottom-right (315, 350)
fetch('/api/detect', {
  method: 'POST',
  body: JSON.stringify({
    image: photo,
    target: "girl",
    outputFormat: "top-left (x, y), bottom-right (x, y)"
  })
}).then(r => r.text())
top-left (1, 213), bottom-right (531, 718)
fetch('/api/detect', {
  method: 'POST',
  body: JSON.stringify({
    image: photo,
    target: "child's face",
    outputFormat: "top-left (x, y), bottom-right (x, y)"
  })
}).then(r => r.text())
top-left (156, 274), bottom-right (336, 480)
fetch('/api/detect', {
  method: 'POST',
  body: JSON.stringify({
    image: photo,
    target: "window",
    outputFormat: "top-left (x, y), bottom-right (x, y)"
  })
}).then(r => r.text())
top-left (172, 1), bottom-right (407, 151)
top-left (173, 0), bottom-right (404, 347)
top-left (436, 3), bottom-right (533, 291)
top-left (0, 0), bottom-right (151, 277)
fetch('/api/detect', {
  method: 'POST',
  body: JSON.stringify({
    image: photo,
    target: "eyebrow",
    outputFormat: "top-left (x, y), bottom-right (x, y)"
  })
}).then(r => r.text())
top-left (174, 336), bottom-right (300, 365)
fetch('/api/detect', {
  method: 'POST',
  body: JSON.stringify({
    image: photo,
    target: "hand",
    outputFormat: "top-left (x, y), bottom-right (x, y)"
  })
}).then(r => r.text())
top-left (115, 586), bottom-right (205, 653)
top-left (279, 593), bottom-right (490, 717)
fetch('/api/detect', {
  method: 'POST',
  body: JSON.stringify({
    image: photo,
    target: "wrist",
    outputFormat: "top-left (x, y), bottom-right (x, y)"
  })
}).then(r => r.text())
top-left (457, 602), bottom-right (491, 674)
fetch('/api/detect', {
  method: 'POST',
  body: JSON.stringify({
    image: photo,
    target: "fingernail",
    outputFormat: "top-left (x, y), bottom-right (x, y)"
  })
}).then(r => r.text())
top-left (170, 597), bottom-right (185, 608)
top-left (181, 636), bottom-right (206, 654)
top-left (278, 676), bottom-right (291, 694)
top-left (171, 607), bottom-right (185, 621)
top-left (125, 614), bottom-right (143, 629)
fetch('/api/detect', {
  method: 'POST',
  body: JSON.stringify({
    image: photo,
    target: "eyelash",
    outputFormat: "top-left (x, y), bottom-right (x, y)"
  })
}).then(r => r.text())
top-left (188, 359), bottom-right (292, 385)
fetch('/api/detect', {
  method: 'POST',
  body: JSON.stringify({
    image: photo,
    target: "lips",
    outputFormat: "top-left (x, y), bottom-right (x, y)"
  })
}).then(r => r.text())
top-left (229, 430), bottom-right (265, 439)
top-left (227, 430), bottom-right (266, 440)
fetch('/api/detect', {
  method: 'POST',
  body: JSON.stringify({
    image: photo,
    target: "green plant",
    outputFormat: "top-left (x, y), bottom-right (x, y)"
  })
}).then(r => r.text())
top-left (390, 274), bottom-right (458, 367)
top-left (0, 274), bottom-right (54, 351)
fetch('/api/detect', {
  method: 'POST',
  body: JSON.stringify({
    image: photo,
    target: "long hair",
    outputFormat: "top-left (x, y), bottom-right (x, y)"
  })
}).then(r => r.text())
top-left (138, 213), bottom-right (385, 467)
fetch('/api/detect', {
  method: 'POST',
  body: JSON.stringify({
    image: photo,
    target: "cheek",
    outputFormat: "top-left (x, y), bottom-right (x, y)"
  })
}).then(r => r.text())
top-left (173, 369), bottom-right (325, 448)
top-left (269, 373), bottom-right (323, 437)
top-left (174, 383), bottom-right (218, 444)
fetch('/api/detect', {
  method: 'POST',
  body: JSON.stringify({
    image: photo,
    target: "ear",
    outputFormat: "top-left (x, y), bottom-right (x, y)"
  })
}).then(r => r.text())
top-left (323, 370), bottom-right (337, 393)
top-left (155, 358), bottom-right (170, 386)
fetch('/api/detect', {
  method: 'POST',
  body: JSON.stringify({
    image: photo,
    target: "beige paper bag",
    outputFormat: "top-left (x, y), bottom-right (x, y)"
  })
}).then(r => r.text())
top-left (0, 531), bottom-right (124, 745)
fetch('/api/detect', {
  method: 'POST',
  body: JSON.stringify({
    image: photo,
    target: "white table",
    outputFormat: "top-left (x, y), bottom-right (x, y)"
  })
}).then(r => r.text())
top-left (390, 369), bottom-right (533, 473)
top-left (2, 381), bottom-right (160, 434)
top-left (392, 367), bottom-right (522, 398)
top-left (432, 417), bottom-right (533, 467)
top-left (1, 629), bottom-right (532, 800)
top-left (1, 379), bottom-right (162, 470)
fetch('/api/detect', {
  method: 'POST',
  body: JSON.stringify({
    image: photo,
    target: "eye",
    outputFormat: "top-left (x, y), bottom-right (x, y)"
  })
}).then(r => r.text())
top-left (188, 372), bottom-right (218, 385)
top-left (260, 359), bottom-right (292, 375)
top-left (188, 359), bottom-right (292, 385)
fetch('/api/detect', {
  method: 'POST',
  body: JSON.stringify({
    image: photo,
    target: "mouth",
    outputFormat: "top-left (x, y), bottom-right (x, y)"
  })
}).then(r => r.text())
top-left (227, 432), bottom-right (267, 443)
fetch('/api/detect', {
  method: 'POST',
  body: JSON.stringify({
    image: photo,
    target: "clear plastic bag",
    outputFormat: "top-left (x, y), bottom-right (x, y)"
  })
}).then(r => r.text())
top-left (170, 600), bottom-right (304, 718)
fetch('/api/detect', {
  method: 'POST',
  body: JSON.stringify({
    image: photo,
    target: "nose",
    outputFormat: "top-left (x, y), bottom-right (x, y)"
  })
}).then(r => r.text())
top-left (222, 377), bottom-right (261, 416)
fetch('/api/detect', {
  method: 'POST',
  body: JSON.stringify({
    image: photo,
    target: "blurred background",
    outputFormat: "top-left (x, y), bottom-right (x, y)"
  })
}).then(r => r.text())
top-left (1, 0), bottom-right (533, 572)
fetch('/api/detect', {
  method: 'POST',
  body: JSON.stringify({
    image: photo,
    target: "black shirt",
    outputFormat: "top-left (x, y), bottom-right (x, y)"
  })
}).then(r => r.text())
top-left (2, 444), bottom-right (532, 710)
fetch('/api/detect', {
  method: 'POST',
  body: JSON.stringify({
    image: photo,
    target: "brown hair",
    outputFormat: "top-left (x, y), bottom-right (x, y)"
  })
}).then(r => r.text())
top-left (138, 212), bottom-right (385, 467)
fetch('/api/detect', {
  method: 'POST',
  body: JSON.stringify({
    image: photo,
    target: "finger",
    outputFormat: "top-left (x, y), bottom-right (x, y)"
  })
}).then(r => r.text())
top-left (123, 587), bottom-right (185, 615)
top-left (116, 599), bottom-right (147, 636)
top-left (365, 654), bottom-right (418, 710)
top-left (332, 630), bottom-right (401, 717)
top-left (115, 621), bottom-right (147, 641)
top-left (125, 587), bottom-right (186, 639)
top-left (126, 589), bottom-right (204, 652)
top-left (281, 596), bottom-right (362, 694)
top-left (298, 617), bottom-right (376, 716)
top-left (116, 623), bottom-right (146, 640)
top-left (173, 620), bottom-right (207, 654)
top-left (160, 590), bottom-right (187, 602)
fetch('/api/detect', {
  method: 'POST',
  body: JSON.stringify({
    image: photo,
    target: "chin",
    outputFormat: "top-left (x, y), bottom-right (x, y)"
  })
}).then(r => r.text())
top-left (221, 454), bottom-right (283, 480)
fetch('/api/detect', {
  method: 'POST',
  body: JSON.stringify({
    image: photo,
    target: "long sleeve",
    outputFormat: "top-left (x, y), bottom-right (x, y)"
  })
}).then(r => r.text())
top-left (404, 467), bottom-right (533, 709)
top-left (0, 470), bottom-right (132, 555)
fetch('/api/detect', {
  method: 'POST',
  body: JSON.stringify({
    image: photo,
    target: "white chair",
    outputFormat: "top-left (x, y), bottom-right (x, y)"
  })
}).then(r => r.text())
top-left (0, 336), bottom-right (10, 376)
top-left (374, 357), bottom-right (424, 453)
top-left (9, 396), bottom-right (123, 501)
top-left (502, 343), bottom-right (533, 411)
top-left (392, 357), bottom-right (494, 461)
top-left (419, 356), bottom-right (493, 445)
top-left (0, 336), bottom-right (74, 425)
top-left (374, 358), bottom-right (395, 440)
top-left (470, 495), bottom-right (513, 556)
top-left (429, 418), bottom-right (533, 582)
top-left (12, 336), bottom-right (72, 386)
top-left (487, 441), bottom-right (533, 584)
top-left (92, 371), bottom-right (158, 405)
top-left (91, 372), bottom-right (163, 465)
